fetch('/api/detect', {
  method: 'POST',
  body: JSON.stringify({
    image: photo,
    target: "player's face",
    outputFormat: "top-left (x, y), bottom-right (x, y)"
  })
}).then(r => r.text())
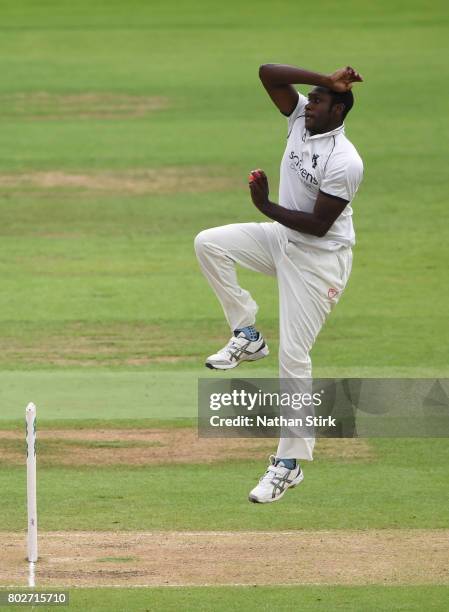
top-left (305, 88), bottom-right (336, 134)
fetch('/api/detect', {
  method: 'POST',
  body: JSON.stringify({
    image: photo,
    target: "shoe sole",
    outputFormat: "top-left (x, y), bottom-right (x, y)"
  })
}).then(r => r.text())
top-left (205, 345), bottom-right (269, 370)
top-left (248, 472), bottom-right (304, 504)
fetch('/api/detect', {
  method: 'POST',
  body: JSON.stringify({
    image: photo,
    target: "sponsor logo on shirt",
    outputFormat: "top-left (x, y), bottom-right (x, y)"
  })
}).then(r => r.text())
top-left (289, 151), bottom-right (318, 186)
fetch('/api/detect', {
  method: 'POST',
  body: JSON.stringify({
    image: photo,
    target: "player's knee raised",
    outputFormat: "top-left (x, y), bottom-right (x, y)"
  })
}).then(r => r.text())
top-left (194, 230), bottom-right (211, 256)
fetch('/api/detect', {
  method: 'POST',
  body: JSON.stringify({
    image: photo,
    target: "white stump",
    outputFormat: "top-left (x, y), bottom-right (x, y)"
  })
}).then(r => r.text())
top-left (26, 403), bottom-right (38, 564)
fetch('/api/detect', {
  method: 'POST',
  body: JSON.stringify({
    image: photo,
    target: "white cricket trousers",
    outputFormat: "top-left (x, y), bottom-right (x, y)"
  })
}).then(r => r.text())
top-left (194, 222), bottom-right (352, 461)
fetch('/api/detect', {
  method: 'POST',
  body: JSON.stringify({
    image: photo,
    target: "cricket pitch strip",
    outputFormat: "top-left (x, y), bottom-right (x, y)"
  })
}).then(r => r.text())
top-left (1, 530), bottom-right (448, 587)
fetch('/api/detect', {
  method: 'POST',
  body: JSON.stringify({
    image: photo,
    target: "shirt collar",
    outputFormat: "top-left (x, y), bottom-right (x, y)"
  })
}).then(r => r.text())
top-left (307, 122), bottom-right (345, 141)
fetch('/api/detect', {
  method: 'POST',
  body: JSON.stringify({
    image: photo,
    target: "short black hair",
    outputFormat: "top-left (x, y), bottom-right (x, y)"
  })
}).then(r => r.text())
top-left (315, 86), bottom-right (354, 119)
top-left (329, 89), bottom-right (354, 119)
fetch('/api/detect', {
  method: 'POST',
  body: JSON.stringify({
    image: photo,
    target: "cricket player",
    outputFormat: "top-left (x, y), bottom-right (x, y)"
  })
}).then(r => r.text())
top-left (194, 64), bottom-right (363, 503)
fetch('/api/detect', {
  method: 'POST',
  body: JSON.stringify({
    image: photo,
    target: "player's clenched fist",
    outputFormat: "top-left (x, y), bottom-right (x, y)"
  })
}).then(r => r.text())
top-left (248, 169), bottom-right (270, 212)
top-left (327, 66), bottom-right (363, 92)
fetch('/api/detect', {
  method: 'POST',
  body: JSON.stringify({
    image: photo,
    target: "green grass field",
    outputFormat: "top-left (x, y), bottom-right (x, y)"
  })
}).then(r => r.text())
top-left (0, 0), bottom-right (448, 609)
top-left (2, 586), bottom-right (449, 612)
top-left (1, 438), bottom-right (449, 531)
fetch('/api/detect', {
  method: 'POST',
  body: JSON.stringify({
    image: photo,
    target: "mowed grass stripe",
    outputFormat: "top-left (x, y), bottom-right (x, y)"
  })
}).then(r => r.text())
top-left (9, 585), bottom-right (448, 612)
top-left (1, 439), bottom-right (448, 531)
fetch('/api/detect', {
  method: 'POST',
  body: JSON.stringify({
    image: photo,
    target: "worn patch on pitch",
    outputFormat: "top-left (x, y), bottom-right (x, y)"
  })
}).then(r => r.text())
top-left (1, 530), bottom-right (448, 587)
top-left (0, 322), bottom-right (244, 368)
top-left (0, 320), bottom-right (210, 367)
top-left (0, 428), bottom-right (375, 467)
top-left (0, 323), bottom-right (232, 368)
top-left (0, 167), bottom-right (236, 196)
top-left (0, 92), bottom-right (169, 120)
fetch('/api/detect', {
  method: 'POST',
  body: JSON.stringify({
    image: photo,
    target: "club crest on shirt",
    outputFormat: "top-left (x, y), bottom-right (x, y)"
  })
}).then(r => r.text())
top-left (288, 151), bottom-right (318, 186)
top-left (312, 154), bottom-right (320, 168)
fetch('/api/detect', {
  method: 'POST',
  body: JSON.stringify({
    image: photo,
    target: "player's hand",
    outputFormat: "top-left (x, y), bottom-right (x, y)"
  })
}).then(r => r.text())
top-left (248, 169), bottom-right (270, 212)
top-left (327, 66), bottom-right (363, 92)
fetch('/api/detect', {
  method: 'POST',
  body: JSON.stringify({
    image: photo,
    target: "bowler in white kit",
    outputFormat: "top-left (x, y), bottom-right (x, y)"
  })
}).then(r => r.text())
top-left (194, 63), bottom-right (363, 503)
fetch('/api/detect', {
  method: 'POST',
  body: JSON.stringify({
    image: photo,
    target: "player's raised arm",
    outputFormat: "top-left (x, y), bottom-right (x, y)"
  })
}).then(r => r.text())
top-left (259, 64), bottom-right (363, 116)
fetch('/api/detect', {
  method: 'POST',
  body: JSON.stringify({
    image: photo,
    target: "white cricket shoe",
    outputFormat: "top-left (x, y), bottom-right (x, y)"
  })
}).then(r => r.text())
top-left (248, 455), bottom-right (304, 504)
top-left (205, 331), bottom-right (269, 370)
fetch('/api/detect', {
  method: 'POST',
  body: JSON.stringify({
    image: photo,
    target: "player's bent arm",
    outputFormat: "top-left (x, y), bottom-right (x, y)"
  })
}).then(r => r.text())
top-left (257, 190), bottom-right (348, 238)
top-left (259, 64), bottom-right (332, 116)
top-left (259, 64), bottom-right (363, 116)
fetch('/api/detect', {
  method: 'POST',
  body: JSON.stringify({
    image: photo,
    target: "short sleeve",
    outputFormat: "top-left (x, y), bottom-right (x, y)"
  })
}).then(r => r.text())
top-left (320, 151), bottom-right (364, 202)
top-left (287, 92), bottom-right (308, 136)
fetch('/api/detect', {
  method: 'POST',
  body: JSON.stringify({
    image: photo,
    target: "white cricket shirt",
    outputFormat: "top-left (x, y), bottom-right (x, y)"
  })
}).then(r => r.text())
top-left (278, 92), bottom-right (364, 250)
